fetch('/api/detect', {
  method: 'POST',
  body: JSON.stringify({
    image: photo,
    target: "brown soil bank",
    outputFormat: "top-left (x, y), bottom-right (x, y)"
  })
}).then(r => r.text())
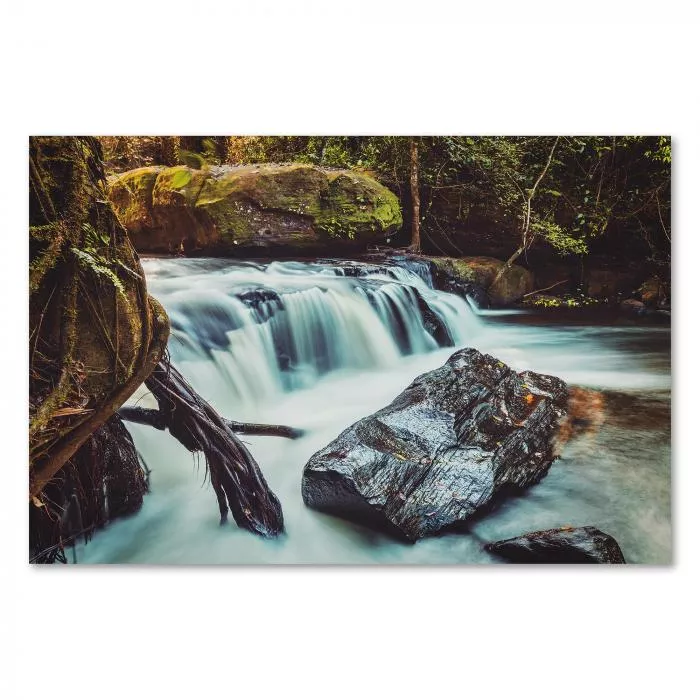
top-left (107, 163), bottom-right (402, 254)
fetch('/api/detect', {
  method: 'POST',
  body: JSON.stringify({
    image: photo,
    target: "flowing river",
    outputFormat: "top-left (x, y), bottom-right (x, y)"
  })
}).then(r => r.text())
top-left (80, 257), bottom-right (671, 565)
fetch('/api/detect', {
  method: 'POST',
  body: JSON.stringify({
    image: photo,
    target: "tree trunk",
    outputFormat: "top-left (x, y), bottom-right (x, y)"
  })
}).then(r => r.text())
top-left (29, 137), bottom-right (170, 499)
top-left (410, 138), bottom-right (421, 252)
top-left (160, 136), bottom-right (181, 166)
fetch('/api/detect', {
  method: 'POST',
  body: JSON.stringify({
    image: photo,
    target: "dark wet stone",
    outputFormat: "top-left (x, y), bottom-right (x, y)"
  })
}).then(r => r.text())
top-left (441, 278), bottom-right (490, 308)
top-left (235, 288), bottom-right (283, 322)
top-left (416, 295), bottom-right (453, 346)
top-left (302, 348), bottom-right (568, 541)
top-left (485, 526), bottom-right (626, 563)
top-left (316, 260), bottom-right (390, 277)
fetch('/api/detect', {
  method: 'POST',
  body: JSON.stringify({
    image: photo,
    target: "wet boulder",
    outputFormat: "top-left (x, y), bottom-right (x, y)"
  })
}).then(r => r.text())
top-left (235, 288), bottom-right (284, 322)
top-left (302, 348), bottom-right (568, 541)
top-left (485, 526), bottom-right (626, 563)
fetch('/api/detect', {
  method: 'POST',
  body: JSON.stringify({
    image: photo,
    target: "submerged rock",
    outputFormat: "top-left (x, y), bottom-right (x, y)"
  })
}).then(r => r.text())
top-left (302, 348), bottom-right (568, 541)
top-left (108, 163), bottom-right (402, 254)
top-left (485, 526), bottom-right (626, 563)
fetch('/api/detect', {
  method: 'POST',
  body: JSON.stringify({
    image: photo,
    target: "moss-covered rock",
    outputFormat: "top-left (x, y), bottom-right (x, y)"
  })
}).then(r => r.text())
top-left (108, 163), bottom-right (402, 254)
top-left (318, 171), bottom-right (403, 241)
top-left (107, 166), bottom-right (161, 232)
top-left (429, 255), bottom-right (534, 304)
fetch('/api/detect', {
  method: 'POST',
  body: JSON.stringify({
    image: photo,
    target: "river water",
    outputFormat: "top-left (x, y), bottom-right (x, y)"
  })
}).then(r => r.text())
top-left (80, 257), bottom-right (671, 565)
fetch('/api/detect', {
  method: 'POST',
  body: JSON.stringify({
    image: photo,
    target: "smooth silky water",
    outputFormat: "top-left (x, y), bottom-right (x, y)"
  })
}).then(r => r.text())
top-left (79, 258), bottom-right (671, 564)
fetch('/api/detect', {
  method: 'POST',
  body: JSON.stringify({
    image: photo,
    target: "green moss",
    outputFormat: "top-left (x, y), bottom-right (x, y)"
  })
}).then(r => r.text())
top-left (197, 164), bottom-right (326, 216)
top-left (208, 201), bottom-right (259, 243)
top-left (29, 138), bottom-right (168, 484)
top-left (429, 256), bottom-right (534, 304)
top-left (155, 166), bottom-right (193, 193)
top-left (429, 257), bottom-right (490, 286)
top-left (169, 168), bottom-right (193, 189)
top-left (153, 166), bottom-right (211, 209)
top-left (108, 167), bottom-right (160, 229)
top-left (523, 293), bottom-right (600, 308)
top-left (317, 171), bottom-right (401, 240)
top-left (112, 167), bottom-right (160, 206)
top-left (110, 162), bottom-right (403, 250)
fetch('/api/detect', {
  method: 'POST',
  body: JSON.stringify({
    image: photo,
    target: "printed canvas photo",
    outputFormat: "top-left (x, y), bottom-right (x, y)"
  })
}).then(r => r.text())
top-left (28, 135), bottom-right (671, 565)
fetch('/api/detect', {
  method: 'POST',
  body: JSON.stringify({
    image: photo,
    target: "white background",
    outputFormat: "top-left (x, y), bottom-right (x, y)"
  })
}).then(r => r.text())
top-left (2, 2), bottom-right (697, 698)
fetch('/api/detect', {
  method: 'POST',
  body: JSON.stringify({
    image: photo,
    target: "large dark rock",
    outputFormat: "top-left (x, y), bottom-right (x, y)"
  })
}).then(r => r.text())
top-left (485, 526), bottom-right (626, 564)
top-left (302, 348), bottom-right (568, 541)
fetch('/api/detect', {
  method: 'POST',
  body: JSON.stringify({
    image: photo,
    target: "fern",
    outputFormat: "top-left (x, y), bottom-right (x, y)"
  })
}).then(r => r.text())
top-left (115, 259), bottom-right (142, 279)
top-left (82, 222), bottom-right (110, 246)
top-left (71, 247), bottom-right (126, 298)
top-left (70, 222), bottom-right (140, 296)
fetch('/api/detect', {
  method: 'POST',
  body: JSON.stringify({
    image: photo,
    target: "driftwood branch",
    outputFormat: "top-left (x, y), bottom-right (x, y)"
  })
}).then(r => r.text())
top-left (522, 280), bottom-right (568, 298)
top-left (141, 358), bottom-right (284, 537)
top-left (119, 406), bottom-right (304, 439)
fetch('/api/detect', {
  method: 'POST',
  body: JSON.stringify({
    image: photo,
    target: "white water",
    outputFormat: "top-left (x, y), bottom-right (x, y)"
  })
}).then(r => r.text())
top-left (80, 258), bottom-right (671, 565)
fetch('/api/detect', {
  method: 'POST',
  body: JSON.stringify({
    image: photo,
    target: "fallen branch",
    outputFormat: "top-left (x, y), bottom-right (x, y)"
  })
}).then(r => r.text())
top-left (119, 406), bottom-right (305, 439)
top-left (143, 357), bottom-right (284, 537)
top-left (522, 280), bottom-right (568, 298)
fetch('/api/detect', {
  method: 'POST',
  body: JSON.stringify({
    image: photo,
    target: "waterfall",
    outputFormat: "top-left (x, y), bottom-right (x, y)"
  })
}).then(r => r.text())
top-left (82, 256), bottom-right (671, 565)
top-left (142, 258), bottom-right (481, 413)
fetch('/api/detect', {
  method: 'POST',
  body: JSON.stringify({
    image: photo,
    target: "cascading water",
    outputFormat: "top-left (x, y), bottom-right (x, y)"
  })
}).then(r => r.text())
top-left (80, 258), bottom-right (671, 565)
top-left (151, 258), bottom-right (480, 411)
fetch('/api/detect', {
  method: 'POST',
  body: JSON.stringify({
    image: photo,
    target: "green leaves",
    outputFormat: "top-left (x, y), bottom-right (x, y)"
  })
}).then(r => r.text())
top-left (71, 247), bottom-right (127, 298)
top-left (531, 218), bottom-right (589, 255)
top-left (82, 222), bottom-right (110, 247)
top-left (155, 135), bottom-right (668, 260)
top-left (169, 169), bottom-right (193, 189)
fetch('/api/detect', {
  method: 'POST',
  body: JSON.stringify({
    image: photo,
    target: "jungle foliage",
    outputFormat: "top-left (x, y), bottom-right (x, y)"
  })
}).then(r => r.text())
top-left (100, 135), bottom-right (671, 266)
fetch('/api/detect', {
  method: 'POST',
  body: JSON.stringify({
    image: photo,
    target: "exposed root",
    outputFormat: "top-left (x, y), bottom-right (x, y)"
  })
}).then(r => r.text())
top-left (144, 357), bottom-right (284, 537)
top-left (30, 415), bottom-right (148, 564)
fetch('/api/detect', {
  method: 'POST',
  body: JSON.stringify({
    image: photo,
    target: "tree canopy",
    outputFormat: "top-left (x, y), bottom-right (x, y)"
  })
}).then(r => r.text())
top-left (99, 135), bottom-right (671, 268)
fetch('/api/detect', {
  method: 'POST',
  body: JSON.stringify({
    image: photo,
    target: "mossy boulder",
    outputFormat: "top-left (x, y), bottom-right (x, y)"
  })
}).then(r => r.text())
top-left (108, 163), bottom-right (402, 254)
top-left (429, 256), bottom-right (534, 305)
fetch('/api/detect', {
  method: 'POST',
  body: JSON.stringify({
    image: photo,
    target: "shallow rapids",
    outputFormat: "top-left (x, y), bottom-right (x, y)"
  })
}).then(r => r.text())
top-left (79, 258), bottom-right (671, 564)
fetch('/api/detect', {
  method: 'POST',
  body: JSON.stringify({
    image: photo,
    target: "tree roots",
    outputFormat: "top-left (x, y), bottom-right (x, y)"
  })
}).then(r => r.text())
top-left (30, 415), bottom-right (148, 564)
top-left (143, 357), bottom-right (285, 538)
